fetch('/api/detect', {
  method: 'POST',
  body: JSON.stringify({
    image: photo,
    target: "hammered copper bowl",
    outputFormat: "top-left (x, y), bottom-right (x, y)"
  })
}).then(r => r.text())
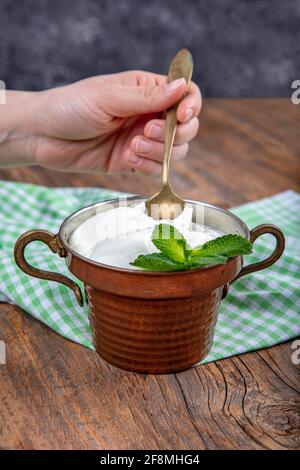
top-left (14, 197), bottom-right (285, 374)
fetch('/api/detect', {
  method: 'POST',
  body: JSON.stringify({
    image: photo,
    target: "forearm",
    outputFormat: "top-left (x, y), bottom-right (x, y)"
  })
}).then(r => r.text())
top-left (0, 91), bottom-right (40, 167)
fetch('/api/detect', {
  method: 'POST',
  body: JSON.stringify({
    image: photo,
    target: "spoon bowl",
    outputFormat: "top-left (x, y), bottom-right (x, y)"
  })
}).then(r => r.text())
top-left (145, 183), bottom-right (184, 219)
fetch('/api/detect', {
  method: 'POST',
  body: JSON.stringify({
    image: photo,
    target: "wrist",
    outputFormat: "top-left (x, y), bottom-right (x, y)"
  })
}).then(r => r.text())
top-left (0, 90), bottom-right (42, 166)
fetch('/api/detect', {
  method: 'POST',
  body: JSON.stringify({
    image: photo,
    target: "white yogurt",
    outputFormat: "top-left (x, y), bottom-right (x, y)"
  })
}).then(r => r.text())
top-left (69, 202), bottom-right (223, 269)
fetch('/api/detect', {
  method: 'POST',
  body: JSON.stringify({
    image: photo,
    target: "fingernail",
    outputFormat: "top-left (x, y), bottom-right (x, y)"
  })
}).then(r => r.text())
top-left (164, 77), bottom-right (185, 93)
top-left (136, 138), bottom-right (152, 154)
top-left (127, 152), bottom-right (140, 165)
top-left (148, 124), bottom-right (163, 139)
top-left (184, 107), bottom-right (194, 122)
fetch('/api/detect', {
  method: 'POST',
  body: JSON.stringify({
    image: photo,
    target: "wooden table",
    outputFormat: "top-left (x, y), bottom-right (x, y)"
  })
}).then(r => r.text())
top-left (0, 99), bottom-right (299, 450)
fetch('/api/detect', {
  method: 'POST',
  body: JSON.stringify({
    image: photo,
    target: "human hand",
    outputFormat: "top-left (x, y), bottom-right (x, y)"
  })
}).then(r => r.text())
top-left (0, 71), bottom-right (201, 174)
top-left (33, 71), bottom-right (201, 175)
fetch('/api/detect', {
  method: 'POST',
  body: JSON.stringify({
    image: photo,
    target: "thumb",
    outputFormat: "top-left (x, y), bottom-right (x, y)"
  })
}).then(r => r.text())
top-left (104, 78), bottom-right (186, 117)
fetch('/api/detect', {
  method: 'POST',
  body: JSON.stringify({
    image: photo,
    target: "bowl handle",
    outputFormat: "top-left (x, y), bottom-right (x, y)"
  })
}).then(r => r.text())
top-left (14, 229), bottom-right (84, 306)
top-left (233, 223), bottom-right (285, 282)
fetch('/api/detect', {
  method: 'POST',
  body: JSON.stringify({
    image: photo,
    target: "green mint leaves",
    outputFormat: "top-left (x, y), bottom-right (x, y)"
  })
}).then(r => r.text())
top-left (151, 224), bottom-right (188, 263)
top-left (191, 234), bottom-right (253, 258)
top-left (131, 224), bottom-right (252, 272)
top-left (132, 253), bottom-right (186, 272)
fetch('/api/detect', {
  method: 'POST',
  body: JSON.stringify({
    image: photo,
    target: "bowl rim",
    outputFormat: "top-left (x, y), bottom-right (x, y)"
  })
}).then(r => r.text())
top-left (59, 195), bottom-right (250, 276)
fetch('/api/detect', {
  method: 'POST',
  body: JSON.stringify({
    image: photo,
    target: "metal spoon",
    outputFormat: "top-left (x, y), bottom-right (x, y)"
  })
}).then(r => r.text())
top-left (145, 48), bottom-right (193, 220)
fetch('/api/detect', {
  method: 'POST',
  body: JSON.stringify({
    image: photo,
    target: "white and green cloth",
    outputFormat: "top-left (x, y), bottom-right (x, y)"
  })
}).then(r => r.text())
top-left (0, 181), bottom-right (299, 364)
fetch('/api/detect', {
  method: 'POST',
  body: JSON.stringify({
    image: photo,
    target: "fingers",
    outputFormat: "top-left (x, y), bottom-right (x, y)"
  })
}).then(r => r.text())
top-left (124, 150), bottom-right (163, 175)
top-left (130, 136), bottom-right (189, 163)
top-left (103, 70), bottom-right (168, 87)
top-left (100, 78), bottom-right (187, 117)
top-left (125, 140), bottom-right (188, 174)
top-left (125, 113), bottom-right (196, 174)
top-left (176, 81), bottom-right (202, 123)
top-left (144, 116), bottom-right (199, 145)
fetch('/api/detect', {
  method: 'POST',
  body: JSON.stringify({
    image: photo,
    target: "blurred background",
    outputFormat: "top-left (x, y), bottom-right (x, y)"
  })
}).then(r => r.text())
top-left (0, 0), bottom-right (298, 97)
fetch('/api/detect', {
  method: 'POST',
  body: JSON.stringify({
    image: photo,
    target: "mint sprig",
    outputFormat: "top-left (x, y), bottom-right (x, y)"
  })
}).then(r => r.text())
top-left (151, 224), bottom-right (189, 263)
top-left (191, 234), bottom-right (253, 258)
top-left (132, 253), bottom-right (187, 272)
top-left (131, 224), bottom-right (252, 272)
top-left (189, 254), bottom-right (228, 267)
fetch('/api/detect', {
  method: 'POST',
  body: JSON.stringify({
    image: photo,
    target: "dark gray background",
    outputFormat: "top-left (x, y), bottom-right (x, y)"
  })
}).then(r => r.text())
top-left (0, 0), bottom-right (299, 97)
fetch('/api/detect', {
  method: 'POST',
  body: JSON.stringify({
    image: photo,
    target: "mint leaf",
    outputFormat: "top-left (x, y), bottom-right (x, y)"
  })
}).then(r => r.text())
top-left (151, 224), bottom-right (189, 263)
top-left (131, 229), bottom-right (253, 272)
top-left (189, 255), bottom-right (228, 267)
top-left (191, 234), bottom-right (252, 259)
top-left (131, 253), bottom-right (186, 272)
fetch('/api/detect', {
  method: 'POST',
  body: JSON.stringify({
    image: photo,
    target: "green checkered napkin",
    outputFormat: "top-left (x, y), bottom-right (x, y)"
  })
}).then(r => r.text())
top-left (0, 180), bottom-right (299, 364)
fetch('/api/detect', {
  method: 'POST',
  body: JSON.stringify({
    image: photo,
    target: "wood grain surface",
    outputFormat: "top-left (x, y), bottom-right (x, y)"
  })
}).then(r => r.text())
top-left (0, 99), bottom-right (299, 450)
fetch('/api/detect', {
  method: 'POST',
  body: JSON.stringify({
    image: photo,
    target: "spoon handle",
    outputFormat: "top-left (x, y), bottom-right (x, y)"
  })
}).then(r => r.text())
top-left (162, 49), bottom-right (194, 187)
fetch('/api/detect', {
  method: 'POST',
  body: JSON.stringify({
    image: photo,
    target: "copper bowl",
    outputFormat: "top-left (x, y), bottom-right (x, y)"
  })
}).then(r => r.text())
top-left (14, 196), bottom-right (285, 374)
